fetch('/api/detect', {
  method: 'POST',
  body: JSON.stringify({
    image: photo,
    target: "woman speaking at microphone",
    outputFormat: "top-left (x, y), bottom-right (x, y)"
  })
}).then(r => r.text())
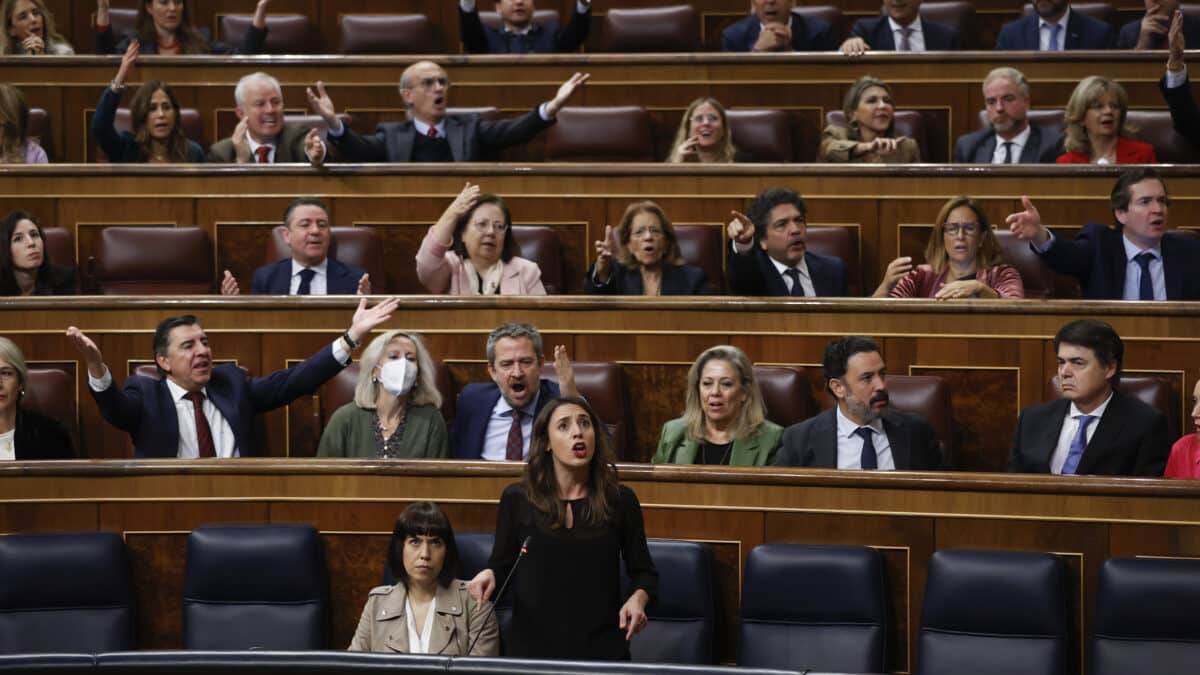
top-left (467, 396), bottom-right (658, 660)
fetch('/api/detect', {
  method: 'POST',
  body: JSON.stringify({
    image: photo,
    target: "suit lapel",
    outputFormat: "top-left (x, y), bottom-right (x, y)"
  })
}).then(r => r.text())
top-left (1018, 127), bottom-right (1041, 163)
top-left (396, 121), bottom-right (416, 162)
top-left (813, 409), bottom-right (839, 468)
top-left (883, 413), bottom-right (910, 470)
top-left (977, 133), bottom-right (999, 163)
top-left (205, 370), bottom-right (241, 455)
top-left (381, 586), bottom-right (411, 654)
top-left (729, 433), bottom-right (760, 466)
top-left (270, 260), bottom-right (291, 294)
top-left (805, 253), bottom-right (829, 296)
top-left (1065, 12), bottom-right (1082, 48)
top-left (756, 250), bottom-right (789, 296)
top-left (1103, 228), bottom-right (1128, 298)
top-left (154, 378), bottom-right (182, 456)
top-left (476, 386), bottom-right (504, 458)
top-left (875, 20), bottom-right (895, 50)
top-left (1033, 400), bottom-right (1069, 472)
top-left (1025, 16), bottom-right (1040, 49)
top-left (1076, 391), bottom-right (1126, 474)
top-left (1161, 236), bottom-right (1184, 300)
top-left (428, 585), bottom-right (465, 655)
top-left (446, 117), bottom-right (466, 162)
top-left (675, 437), bottom-right (700, 464)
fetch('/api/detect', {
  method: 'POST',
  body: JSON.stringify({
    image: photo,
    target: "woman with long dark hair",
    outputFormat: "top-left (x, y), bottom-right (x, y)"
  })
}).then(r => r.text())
top-left (95, 0), bottom-right (269, 55)
top-left (0, 211), bottom-right (73, 296)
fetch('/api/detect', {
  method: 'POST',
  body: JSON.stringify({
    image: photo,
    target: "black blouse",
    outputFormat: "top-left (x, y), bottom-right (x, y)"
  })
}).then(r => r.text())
top-left (487, 482), bottom-right (658, 661)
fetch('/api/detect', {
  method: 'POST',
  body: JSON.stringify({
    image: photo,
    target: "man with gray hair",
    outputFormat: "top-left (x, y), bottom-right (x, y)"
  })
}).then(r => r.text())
top-left (953, 67), bottom-right (1063, 164)
top-left (308, 60), bottom-right (588, 162)
top-left (449, 322), bottom-right (578, 460)
top-left (208, 72), bottom-right (326, 164)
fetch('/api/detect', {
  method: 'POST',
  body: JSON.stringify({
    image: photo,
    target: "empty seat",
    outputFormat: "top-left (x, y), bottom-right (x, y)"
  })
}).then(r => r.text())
top-left (994, 229), bottom-right (1057, 299)
top-left (544, 107), bottom-right (654, 162)
top-left (265, 225), bottom-right (386, 293)
top-left (26, 107), bottom-right (52, 161)
top-left (338, 14), bottom-right (433, 54)
top-left (541, 361), bottom-right (628, 459)
top-left (726, 109), bottom-right (793, 163)
top-left (921, 1), bottom-right (977, 49)
top-left (887, 374), bottom-right (953, 468)
top-left (672, 225), bottom-right (722, 294)
top-left (754, 365), bottom-right (818, 428)
top-left (95, 108), bottom-right (203, 163)
top-left (23, 368), bottom-right (78, 450)
top-left (1127, 110), bottom-right (1194, 163)
top-left (510, 225), bottom-right (565, 294)
top-left (597, 5), bottom-right (700, 52)
top-left (917, 549), bottom-right (1068, 675)
top-left (0, 532), bottom-right (134, 654)
top-left (791, 5), bottom-right (842, 27)
top-left (805, 226), bottom-right (859, 296)
top-left (221, 14), bottom-right (314, 54)
top-left (1046, 374), bottom-right (1180, 443)
top-left (739, 543), bottom-right (887, 672)
top-left (92, 226), bottom-right (214, 295)
top-left (626, 540), bottom-right (714, 664)
top-left (183, 524), bottom-right (327, 650)
top-left (1090, 556), bottom-right (1200, 675)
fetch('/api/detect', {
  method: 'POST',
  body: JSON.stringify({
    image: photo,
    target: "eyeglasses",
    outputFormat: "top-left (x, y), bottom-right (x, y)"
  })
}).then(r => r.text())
top-left (470, 220), bottom-right (508, 232)
top-left (631, 227), bottom-right (664, 238)
top-left (942, 222), bottom-right (981, 236)
top-left (411, 76), bottom-right (449, 91)
top-left (690, 114), bottom-right (720, 124)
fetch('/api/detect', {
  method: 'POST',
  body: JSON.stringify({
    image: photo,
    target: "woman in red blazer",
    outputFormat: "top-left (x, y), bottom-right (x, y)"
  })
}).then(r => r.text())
top-left (1164, 379), bottom-right (1200, 479)
top-left (1057, 76), bottom-right (1157, 164)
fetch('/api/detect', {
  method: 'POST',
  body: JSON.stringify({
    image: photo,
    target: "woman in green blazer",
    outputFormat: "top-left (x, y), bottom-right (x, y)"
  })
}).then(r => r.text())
top-left (653, 345), bottom-right (782, 466)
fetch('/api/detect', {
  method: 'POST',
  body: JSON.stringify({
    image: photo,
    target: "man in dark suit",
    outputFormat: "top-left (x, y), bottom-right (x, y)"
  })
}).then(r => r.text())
top-left (219, 197), bottom-right (369, 296)
top-left (460, 0), bottom-right (590, 54)
top-left (721, 0), bottom-right (838, 52)
top-left (1161, 10), bottom-right (1200, 151)
top-left (775, 336), bottom-right (942, 470)
top-left (953, 67), bottom-right (1063, 163)
top-left (1010, 319), bottom-right (1168, 476)
top-left (208, 72), bottom-right (326, 164)
top-left (725, 187), bottom-right (848, 297)
top-left (1008, 168), bottom-right (1200, 300)
top-left (1117, 1), bottom-right (1200, 49)
top-left (840, 0), bottom-right (961, 55)
top-left (65, 297), bottom-right (400, 459)
top-left (310, 61), bottom-right (588, 163)
top-left (995, 0), bottom-right (1114, 50)
top-left (450, 323), bottom-right (578, 460)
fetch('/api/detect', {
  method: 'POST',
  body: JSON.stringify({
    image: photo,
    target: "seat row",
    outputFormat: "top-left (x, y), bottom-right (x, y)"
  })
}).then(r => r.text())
top-left (3, 527), bottom-right (1196, 675)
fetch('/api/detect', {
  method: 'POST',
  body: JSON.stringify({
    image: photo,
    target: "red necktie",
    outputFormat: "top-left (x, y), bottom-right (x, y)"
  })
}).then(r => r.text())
top-left (506, 409), bottom-right (523, 461)
top-left (183, 391), bottom-right (216, 458)
top-left (255, 146), bottom-right (271, 163)
top-left (426, 126), bottom-right (438, 139)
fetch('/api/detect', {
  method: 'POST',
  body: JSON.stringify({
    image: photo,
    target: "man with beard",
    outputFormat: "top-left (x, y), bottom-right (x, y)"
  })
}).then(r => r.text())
top-left (65, 297), bottom-right (400, 458)
top-left (450, 322), bottom-right (578, 460)
top-left (208, 72), bottom-right (326, 163)
top-left (459, 0), bottom-right (591, 54)
top-left (996, 0), bottom-right (1114, 50)
top-left (721, 0), bottom-right (838, 52)
top-left (724, 187), bottom-right (847, 297)
top-left (839, 0), bottom-right (961, 55)
top-left (774, 336), bottom-right (943, 470)
top-left (953, 67), bottom-right (1063, 163)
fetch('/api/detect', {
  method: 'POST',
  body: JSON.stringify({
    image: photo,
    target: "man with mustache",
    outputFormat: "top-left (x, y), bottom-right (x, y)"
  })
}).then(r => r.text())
top-left (953, 67), bottom-right (1063, 163)
top-left (721, 0), bottom-right (838, 52)
top-left (208, 72), bottom-right (326, 164)
top-left (459, 0), bottom-right (591, 54)
top-left (1117, 1), bottom-right (1200, 49)
top-left (840, 0), bottom-right (961, 55)
top-left (725, 187), bottom-right (847, 297)
top-left (1009, 319), bottom-right (1168, 476)
top-left (995, 0), bottom-right (1114, 50)
top-left (1008, 168), bottom-right (1200, 300)
top-left (218, 197), bottom-right (370, 296)
top-left (774, 336), bottom-right (942, 470)
top-left (65, 297), bottom-right (400, 458)
top-left (450, 323), bottom-right (577, 460)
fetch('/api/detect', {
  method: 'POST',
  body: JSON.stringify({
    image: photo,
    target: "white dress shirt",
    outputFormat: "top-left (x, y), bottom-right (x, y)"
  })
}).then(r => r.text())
top-left (835, 405), bottom-right (896, 470)
top-left (289, 258), bottom-right (330, 295)
top-left (1039, 8), bottom-right (1070, 51)
top-left (1121, 234), bottom-right (1166, 301)
top-left (405, 596), bottom-right (437, 654)
top-left (766, 251), bottom-right (816, 296)
top-left (481, 388), bottom-right (542, 461)
top-left (888, 16), bottom-right (926, 51)
top-left (412, 118), bottom-right (448, 140)
top-left (246, 135), bottom-right (276, 164)
top-left (1050, 391), bottom-right (1112, 474)
top-left (990, 124), bottom-right (1032, 164)
top-left (0, 429), bottom-right (14, 461)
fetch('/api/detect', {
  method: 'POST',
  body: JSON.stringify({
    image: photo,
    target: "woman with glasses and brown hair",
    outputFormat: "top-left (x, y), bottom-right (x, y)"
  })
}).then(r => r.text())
top-left (416, 182), bottom-right (546, 295)
top-left (584, 200), bottom-right (708, 296)
top-left (1057, 75), bottom-right (1156, 164)
top-left (873, 196), bottom-right (1024, 299)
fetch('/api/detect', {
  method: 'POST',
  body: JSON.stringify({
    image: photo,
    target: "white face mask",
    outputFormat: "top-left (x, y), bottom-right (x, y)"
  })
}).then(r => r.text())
top-left (378, 358), bottom-right (418, 398)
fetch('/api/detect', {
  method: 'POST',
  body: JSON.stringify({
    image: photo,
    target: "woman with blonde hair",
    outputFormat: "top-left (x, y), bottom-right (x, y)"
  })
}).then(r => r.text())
top-left (1057, 76), bottom-right (1156, 164)
top-left (820, 75), bottom-right (920, 164)
top-left (654, 345), bottom-right (783, 465)
top-left (584, 200), bottom-right (708, 296)
top-left (875, 196), bottom-right (1024, 299)
top-left (0, 336), bottom-right (74, 460)
top-left (2, 0), bottom-right (73, 54)
top-left (666, 97), bottom-right (744, 163)
top-left (0, 85), bottom-right (47, 164)
top-left (95, 0), bottom-right (268, 55)
top-left (318, 330), bottom-right (448, 459)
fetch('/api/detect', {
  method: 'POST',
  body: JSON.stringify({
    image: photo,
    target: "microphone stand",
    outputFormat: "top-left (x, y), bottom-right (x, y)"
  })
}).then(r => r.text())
top-left (465, 536), bottom-right (531, 655)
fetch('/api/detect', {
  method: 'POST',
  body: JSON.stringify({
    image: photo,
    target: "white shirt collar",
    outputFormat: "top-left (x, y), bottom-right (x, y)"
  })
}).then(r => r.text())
top-left (413, 118), bottom-right (447, 139)
top-left (1039, 6), bottom-right (1071, 30)
top-left (291, 257), bottom-right (329, 277)
top-left (246, 134), bottom-right (275, 154)
top-left (165, 377), bottom-right (208, 404)
top-left (887, 15), bottom-right (923, 36)
top-left (1121, 233), bottom-right (1162, 261)
top-left (1069, 390), bottom-right (1113, 420)
top-left (835, 402), bottom-right (884, 439)
top-left (1000, 122), bottom-right (1032, 147)
top-left (765, 252), bottom-right (811, 280)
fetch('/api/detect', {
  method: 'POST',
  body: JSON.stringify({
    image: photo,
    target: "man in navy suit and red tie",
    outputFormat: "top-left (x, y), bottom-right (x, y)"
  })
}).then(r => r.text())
top-left (219, 197), bottom-right (370, 296)
top-left (66, 297), bottom-right (400, 459)
top-left (1009, 319), bottom-right (1168, 476)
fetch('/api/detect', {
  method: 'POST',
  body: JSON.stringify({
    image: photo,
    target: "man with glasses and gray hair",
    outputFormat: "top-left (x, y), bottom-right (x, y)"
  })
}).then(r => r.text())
top-left (450, 322), bottom-right (578, 460)
top-left (953, 67), bottom-right (1063, 164)
top-left (308, 60), bottom-right (589, 163)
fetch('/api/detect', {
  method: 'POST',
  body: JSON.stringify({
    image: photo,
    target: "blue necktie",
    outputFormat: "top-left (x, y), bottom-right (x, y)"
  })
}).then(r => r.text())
top-left (1046, 22), bottom-right (1061, 51)
top-left (855, 427), bottom-right (877, 470)
top-left (1134, 251), bottom-right (1156, 301)
top-left (1060, 414), bottom-right (1095, 475)
top-left (784, 268), bottom-right (806, 297)
top-left (297, 268), bottom-right (316, 295)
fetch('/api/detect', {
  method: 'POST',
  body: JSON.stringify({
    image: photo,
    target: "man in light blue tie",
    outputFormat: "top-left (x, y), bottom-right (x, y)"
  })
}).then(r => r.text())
top-left (1009, 319), bottom-right (1168, 476)
top-left (995, 0), bottom-right (1115, 50)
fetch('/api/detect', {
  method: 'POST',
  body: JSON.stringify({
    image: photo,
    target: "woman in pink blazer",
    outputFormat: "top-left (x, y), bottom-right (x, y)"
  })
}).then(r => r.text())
top-left (416, 182), bottom-right (546, 295)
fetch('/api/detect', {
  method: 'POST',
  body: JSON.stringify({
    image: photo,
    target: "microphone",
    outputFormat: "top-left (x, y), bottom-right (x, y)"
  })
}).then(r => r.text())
top-left (466, 536), bottom-right (531, 655)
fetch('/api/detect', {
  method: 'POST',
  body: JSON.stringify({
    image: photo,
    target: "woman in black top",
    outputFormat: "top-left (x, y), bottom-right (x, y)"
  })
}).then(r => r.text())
top-left (0, 211), bottom-right (74, 296)
top-left (95, 0), bottom-right (269, 55)
top-left (467, 396), bottom-right (657, 661)
top-left (0, 336), bottom-right (74, 460)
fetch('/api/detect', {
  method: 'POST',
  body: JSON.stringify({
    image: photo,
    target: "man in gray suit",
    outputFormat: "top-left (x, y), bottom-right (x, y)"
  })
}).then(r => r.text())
top-left (310, 60), bottom-right (588, 163)
top-left (774, 336), bottom-right (942, 471)
top-left (208, 72), bottom-right (326, 164)
top-left (953, 67), bottom-right (1062, 164)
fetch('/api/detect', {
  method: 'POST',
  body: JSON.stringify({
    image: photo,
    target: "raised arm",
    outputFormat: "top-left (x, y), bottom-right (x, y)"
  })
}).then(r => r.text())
top-left (416, 183), bottom-right (481, 293)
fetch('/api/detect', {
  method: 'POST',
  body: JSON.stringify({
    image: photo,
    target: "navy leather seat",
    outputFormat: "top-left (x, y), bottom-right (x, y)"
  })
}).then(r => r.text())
top-left (917, 549), bottom-right (1067, 675)
top-left (93, 650), bottom-right (449, 673)
top-left (737, 543), bottom-right (887, 672)
top-left (624, 540), bottom-right (714, 664)
top-left (0, 532), bottom-right (134, 654)
top-left (182, 524), bottom-right (327, 650)
top-left (0, 654), bottom-right (95, 672)
top-left (1090, 556), bottom-right (1200, 675)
